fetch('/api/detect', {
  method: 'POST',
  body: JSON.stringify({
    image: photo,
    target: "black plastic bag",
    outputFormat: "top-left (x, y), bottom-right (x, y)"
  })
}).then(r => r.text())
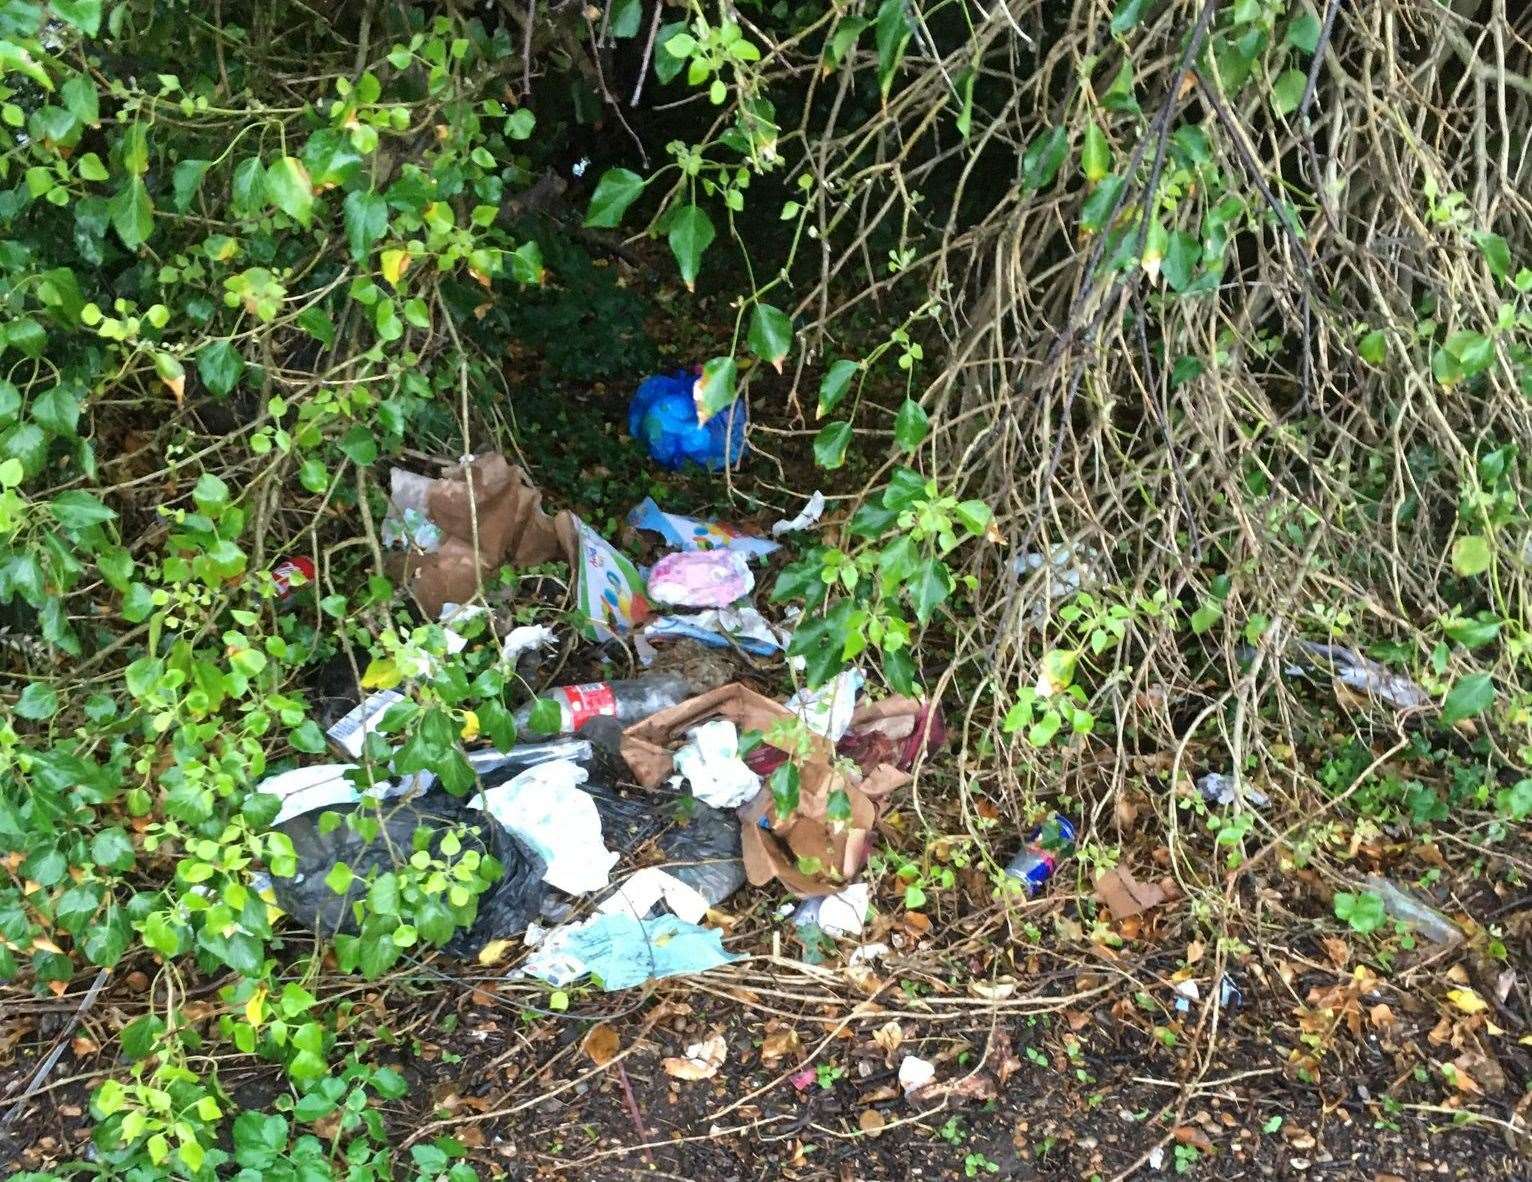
top-left (271, 790), bottom-right (546, 956)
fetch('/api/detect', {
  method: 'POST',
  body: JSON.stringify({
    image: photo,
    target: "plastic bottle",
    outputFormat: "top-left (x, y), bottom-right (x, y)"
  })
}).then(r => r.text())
top-left (1364, 874), bottom-right (1462, 944)
top-left (513, 671), bottom-right (692, 735)
top-left (1003, 815), bottom-right (1077, 894)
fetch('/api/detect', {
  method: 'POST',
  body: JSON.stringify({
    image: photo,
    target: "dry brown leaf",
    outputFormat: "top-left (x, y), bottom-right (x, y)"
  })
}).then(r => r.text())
top-left (1321, 936), bottom-right (1350, 969)
top-left (858, 1108), bottom-right (886, 1136)
top-left (455, 1124), bottom-right (485, 1149)
top-left (1094, 865), bottom-right (1170, 922)
top-left (1443, 1057), bottom-right (1483, 1095)
top-left (990, 1030), bottom-right (1022, 1085)
top-left (582, 1023), bottom-right (620, 1067)
top-left (1185, 939), bottom-right (1205, 965)
top-left (872, 1020), bottom-right (903, 1057)
top-left (662, 1032), bottom-right (726, 1081)
top-left (947, 1072), bottom-right (999, 1101)
top-left (761, 1028), bottom-right (800, 1062)
top-left (1452, 1051), bottom-right (1505, 1095)
top-left (1172, 1125), bottom-right (1214, 1154)
top-left (1368, 1003), bottom-right (1397, 1031)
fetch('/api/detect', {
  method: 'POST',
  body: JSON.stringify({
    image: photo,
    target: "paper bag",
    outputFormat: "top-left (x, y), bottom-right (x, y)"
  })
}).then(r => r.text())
top-left (390, 455), bottom-right (561, 616)
top-left (620, 684), bottom-right (906, 896)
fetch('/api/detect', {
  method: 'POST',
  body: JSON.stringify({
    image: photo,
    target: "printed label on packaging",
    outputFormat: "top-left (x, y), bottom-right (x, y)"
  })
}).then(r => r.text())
top-left (326, 689), bottom-right (404, 758)
top-left (560, 682), bottom-right (617, 730)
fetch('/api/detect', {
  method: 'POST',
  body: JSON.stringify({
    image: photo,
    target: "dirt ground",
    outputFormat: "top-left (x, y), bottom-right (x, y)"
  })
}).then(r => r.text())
top-left (5, 910), bottom-right (1528, 1182)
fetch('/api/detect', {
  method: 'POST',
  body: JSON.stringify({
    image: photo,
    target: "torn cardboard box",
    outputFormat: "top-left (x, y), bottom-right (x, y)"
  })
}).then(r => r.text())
top-left (621, 684), bottom-right (906, 896)
top-left (386, 454), bottom-right (650, 639)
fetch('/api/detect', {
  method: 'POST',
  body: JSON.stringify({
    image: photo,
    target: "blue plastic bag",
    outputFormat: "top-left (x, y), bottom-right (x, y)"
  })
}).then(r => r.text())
top-left (628, 371), bottom-right (747, 470)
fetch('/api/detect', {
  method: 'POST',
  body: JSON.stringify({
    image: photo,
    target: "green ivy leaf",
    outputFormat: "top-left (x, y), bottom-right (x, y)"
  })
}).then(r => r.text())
top-left (48, 489), bottom-right (115, 529)
top-left (1021, 126), bottom-right (1068, 191)
top-left (109, 177), bottom-right (154, 248)
top-left (171, 158), bottom-right (211, 212)
top-left (265, 156), bottom-right (314, 226)
top-left (814, 421), bottom-right (852, 469)
top-left (787, 598), bottom-right (857, 686)
top-left (508, 240), bottom-right (544, 286)
top-left (1079, 175), bottom-right (1124, 233)
top-left (1082, 122), bottom-right (1110, 183)
top-left (884, 647), bottom-right (918, 695)
top-left (1162, 231), bottom-right (1202, 293)
top-left (338, 424), bottom-right (378, 466)
top-left (16, 682), bottom-right (59, 720)
top-left (1110, 0), bottom-right (1152, 34)
top-left (883, 465), bottom-right (927, 509)
top-left (1357, 329), bottom-right (1386, 366)
top-left (506, 108), bottom-right (535, 139)
top-left (893, 398), bottom-right (929, 451)
top-left (747, 302), bottom-right (793, 371)
top-left (1473, 231), bottom-right (1511, 282)
top-left (197, 340), bottom-right (245, 397)
top-left (77, 151), bottom-right (108, 181)
top-left (32, 386), bottom-right (81, 436)
top-left (81, 908), bottom-right (128, 967)
top-left (1450, 534), bottom-right (1492, 577)
top-left (340, 189), bottom-right (387, 261)
top-left (61, 76), bottom-right (98, 126)
top-left (667, 203), bottom-right (714, 291)
top-left (768, 762), bottom-right (800, 818)
top-left (0, 41), bottom-right (52, 91)
top-left (1440, 672), bottom-right (1493, 725)
top-left (609, 0), bottom-right (642, 38)
top-left (53, 0), bottom-right (103, 36)
top-left (91, 827), bottom-right (136, 871)
top-left (584, 167), bottom-right (645, 229)
top-left (323, 862), bottom-right (355, 895)
top-left (1285, 4), bottom-right (1322, 52)
top-left (1445, 330), bottom-right (1494, 378)
top-left (1443, 615), bottom-right (1498, 648)
top-left (874, 0), bottom-right (912, 99)
top-left (230, 157), bottom-right (266, 217)
top-left (300, 127), bottom-right (362, 188)
top-left (1272, 68), bottom-right (1306, 115)
top-left (290, 720), bottom-right (327, 754)
top-left (1333, 890), bottom-right (1386, 934)
top-left (655, 23), bottom-right (690, 83)
top-left (817, 359), bottom-right (859, 415)
top-left (953, 499), bottom-right (992, 536)
top-left (909, 556), bottom-right (952, 624)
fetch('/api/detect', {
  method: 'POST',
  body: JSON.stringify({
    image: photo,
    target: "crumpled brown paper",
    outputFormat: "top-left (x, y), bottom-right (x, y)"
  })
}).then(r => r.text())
top-left (621, 684), bottom-right (907, 896)
top-left (388, 455), bottom-right (563, 616)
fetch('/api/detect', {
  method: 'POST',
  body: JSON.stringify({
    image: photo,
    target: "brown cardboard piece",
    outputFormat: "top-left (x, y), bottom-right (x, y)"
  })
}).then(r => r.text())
top-left (390, 455), bottom-right (563, 616)
top-left (621, 683), bottom-right (908, 896)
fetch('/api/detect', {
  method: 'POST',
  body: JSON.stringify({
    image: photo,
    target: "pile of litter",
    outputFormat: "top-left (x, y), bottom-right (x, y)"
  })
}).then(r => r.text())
top-left (255, 373), bottom-right (970, 989)
top-left (253, 369), bottom-right (1448, 996)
